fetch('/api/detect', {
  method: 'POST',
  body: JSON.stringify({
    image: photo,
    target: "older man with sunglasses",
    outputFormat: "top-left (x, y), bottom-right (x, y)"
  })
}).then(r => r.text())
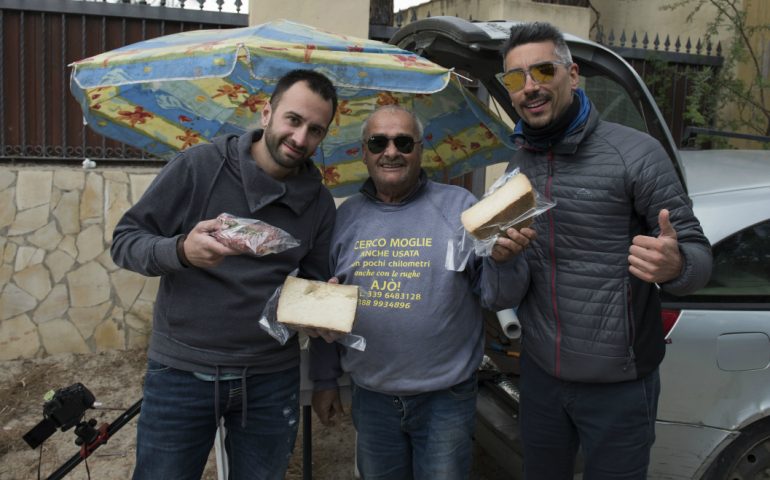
top-left (495, 22), bottom-right (712, 480)
top-left (309, 105), bottom-right (533, 480)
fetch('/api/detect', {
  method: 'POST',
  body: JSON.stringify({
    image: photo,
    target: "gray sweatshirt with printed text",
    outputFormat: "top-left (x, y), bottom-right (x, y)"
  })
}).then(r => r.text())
top-left (310, 172), bottom-right (524, 395)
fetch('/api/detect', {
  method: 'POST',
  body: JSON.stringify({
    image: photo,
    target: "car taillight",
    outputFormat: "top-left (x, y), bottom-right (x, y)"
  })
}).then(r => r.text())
top-left (661, 308), bottom-right (681, 342)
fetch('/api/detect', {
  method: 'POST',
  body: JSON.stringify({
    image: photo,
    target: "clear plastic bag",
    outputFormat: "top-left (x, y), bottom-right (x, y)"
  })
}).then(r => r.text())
top-left (258, 282), bottom-right (367, 352)
top-left (212, 213), bottom-right (300, 256)
top-left (445, 228), bottom-right (474, 272)
top-left (458, 168), bottom-right (556, 258)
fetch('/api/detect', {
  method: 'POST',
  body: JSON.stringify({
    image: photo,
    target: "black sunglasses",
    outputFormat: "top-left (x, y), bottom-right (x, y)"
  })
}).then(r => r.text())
top-left (366, 135), bottom-right (420, 154)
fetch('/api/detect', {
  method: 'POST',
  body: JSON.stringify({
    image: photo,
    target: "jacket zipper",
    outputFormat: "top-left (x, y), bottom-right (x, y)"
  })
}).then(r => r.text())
top-left (547, 152), bottom-right (562, 377)
top-left (623, 279), bottom-right (636, 371)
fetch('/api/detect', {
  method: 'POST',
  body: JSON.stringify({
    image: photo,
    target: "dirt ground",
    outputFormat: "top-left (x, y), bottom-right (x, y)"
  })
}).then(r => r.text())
top-left (0, 349), bottom-right (507, 480)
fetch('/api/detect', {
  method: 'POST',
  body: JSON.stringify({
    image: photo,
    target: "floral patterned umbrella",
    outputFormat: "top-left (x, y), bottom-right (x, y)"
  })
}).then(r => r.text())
top-left (70, 19), bottom-right (513, 196)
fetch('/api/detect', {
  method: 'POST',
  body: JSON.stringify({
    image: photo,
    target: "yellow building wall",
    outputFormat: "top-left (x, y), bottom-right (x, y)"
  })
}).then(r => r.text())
top-left (733, 0), bottom-right (770, 138)
top-left (248, 0), bottom-right (370, 38)
top-left (566, 0), bottom-right (768, 140)
top-left (589, 0), bottom-right (724, 45)
top-left (397, 0), bottom-right (591, 38)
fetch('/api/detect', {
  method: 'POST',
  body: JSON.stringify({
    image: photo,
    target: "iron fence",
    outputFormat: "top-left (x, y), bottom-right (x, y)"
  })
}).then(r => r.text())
top-left (595, 25), bottom-right (724, 147)
top-left (0, 0), bottom-right (247, 164)
top-left (73, 0), bottom-right (246, 13)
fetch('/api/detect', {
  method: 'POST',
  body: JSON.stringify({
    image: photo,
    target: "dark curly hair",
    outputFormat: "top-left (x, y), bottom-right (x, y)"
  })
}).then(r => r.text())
top-left (270, 69), bottom-right (338, 121)
top-left (501, 22), bottom-right (573, 65)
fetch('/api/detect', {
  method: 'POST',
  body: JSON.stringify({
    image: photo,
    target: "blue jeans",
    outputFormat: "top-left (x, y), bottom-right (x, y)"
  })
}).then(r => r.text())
top-left (351, 374), bottom-right (477, 480)
top-left (519, 352), bottom-right (660, 480)
top-left (132, 359), bottom-right (299, 480)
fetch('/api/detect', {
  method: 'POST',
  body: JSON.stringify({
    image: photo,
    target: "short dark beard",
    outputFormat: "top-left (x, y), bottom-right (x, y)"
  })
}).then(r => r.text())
top-left (521, 91), bottom-right (580, 149)
top-left (263, 119), bottom-right (308, 171)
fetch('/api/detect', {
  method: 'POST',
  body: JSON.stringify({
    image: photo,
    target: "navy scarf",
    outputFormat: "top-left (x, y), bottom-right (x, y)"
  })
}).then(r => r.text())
top-left (513, 88), bottom-right (591, 150)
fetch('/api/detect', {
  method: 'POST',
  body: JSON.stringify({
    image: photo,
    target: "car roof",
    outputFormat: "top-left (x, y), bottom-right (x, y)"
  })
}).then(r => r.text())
top-left (679, 150), bottom-right (770, 244)
top-left (680, 150), bottom-right (770, 196)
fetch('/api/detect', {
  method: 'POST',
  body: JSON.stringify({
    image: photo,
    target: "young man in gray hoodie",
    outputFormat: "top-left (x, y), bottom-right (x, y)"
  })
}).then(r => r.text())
top-left (111, 69), bottom-right (337, 480)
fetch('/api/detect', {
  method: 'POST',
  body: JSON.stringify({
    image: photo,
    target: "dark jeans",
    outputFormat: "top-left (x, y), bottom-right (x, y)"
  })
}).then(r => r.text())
top-left (519, 352), bottom-right (660, 480)
top-left (351, 374), bottom-right (477, 480)
top-left (131, 359), bottom-right (299, 480)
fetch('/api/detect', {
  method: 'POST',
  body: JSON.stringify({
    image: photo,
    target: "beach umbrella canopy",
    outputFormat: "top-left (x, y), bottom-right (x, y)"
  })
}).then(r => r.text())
top-left (70, 19), bottom-right (513, 196)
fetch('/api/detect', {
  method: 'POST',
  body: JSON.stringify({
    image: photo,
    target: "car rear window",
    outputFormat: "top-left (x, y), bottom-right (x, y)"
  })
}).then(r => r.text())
top-left (663, 219), bottom-right (770, 305)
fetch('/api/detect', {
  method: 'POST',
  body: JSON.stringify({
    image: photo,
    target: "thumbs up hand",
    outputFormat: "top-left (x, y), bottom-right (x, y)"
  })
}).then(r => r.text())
top-left (628, 209), bottom-right (683, 284)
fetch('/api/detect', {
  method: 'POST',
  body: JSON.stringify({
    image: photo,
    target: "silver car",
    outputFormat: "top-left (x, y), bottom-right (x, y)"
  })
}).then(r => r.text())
top-left (655, 149), bottom-right (770, 479)
top-left (391, 17), bottom-right (770, 479)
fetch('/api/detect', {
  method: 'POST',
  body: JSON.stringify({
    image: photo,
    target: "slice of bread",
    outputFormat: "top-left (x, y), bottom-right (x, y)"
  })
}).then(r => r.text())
top-left (277, 276), bottom-right (359, 333)
top-left (461, 173), bottom-right (536, 239)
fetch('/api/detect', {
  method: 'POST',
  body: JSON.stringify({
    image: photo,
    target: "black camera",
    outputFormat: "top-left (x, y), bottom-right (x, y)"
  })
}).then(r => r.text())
top-left (23, 383), bottom-right (95, 449)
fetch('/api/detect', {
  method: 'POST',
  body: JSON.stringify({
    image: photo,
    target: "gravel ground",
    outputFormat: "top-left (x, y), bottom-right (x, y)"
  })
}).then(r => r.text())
top-left (0, 349), bottom-right (508, 479)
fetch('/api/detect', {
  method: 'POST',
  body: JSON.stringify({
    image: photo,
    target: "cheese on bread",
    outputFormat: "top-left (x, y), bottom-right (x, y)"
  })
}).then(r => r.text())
top-left (277, 276), bottom-right (358, 333)
top-left (461, 173), bottom-right (535, 239)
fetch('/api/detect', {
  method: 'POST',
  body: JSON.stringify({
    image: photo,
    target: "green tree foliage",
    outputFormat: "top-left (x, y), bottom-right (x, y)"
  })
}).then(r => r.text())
top-left (641, 54), bottom-right (676, 121)
top-left (662, 0), bottom-right (770, 144)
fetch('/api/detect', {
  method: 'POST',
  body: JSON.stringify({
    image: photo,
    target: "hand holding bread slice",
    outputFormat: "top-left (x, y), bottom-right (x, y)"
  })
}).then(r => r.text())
top-left (277, 276), bottom-right (359, 334)
top-left (461, 172), bottom-right (536, 239)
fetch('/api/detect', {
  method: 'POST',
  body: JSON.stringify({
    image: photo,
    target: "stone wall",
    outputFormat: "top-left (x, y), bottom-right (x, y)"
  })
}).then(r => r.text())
top-left (0, 165), bottom-right (161, 360)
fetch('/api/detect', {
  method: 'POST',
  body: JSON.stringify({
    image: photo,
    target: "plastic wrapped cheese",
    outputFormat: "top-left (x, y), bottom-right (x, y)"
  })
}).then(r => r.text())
top-left (461, 173), bottom-right (535, 239)
top-left (276, 277), bottom-right (359, 333)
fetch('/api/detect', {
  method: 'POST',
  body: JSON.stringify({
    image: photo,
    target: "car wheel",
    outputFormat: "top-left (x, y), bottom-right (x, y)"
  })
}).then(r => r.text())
top-left (703, 419), bottom-right (770, 480)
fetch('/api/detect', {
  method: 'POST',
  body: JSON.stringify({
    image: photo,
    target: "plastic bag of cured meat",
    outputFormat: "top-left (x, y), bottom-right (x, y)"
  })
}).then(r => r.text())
top-left (211, 213), bottom-right (300, 256)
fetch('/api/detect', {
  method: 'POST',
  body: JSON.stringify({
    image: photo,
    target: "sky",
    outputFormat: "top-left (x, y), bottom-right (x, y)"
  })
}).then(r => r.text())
top-left (393, 0), bottom-right (427, 10)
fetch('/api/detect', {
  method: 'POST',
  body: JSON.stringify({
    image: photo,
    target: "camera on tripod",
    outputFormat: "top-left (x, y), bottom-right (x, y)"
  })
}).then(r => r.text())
top-left (23, 383), bottom-right (96, 449)
top-left (20, 382), bottom-right (142, 480)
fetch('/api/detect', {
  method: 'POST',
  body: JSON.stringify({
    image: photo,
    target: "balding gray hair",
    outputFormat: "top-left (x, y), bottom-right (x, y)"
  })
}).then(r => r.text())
top-left (360, 105), bottom-right (424, 141)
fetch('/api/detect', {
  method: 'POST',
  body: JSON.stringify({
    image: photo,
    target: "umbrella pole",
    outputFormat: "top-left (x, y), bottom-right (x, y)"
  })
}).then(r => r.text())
top-left (303, 404), bottom-right (313, 479)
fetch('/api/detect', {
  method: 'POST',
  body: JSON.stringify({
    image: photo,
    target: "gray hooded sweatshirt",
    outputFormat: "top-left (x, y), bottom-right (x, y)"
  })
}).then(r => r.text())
top-left (111, 129), bottom-right (336, 375)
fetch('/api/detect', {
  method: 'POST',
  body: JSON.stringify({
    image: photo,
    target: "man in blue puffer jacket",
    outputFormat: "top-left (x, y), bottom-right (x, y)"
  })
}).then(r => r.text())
top-left (493, 22), bottom-right (712, 480)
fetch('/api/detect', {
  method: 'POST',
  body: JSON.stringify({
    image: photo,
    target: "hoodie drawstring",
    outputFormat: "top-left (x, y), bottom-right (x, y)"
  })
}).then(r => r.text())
top-left (210, 366), bottom-right (249, 430)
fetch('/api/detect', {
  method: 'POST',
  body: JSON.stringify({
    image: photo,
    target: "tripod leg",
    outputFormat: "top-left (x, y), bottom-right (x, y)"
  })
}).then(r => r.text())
top-left (45, 398), bottom-right (142, 480)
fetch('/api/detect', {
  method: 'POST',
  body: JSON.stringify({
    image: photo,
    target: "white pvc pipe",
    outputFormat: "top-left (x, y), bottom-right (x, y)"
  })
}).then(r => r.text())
top-left (496, 308), bottom-right (521, 340)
